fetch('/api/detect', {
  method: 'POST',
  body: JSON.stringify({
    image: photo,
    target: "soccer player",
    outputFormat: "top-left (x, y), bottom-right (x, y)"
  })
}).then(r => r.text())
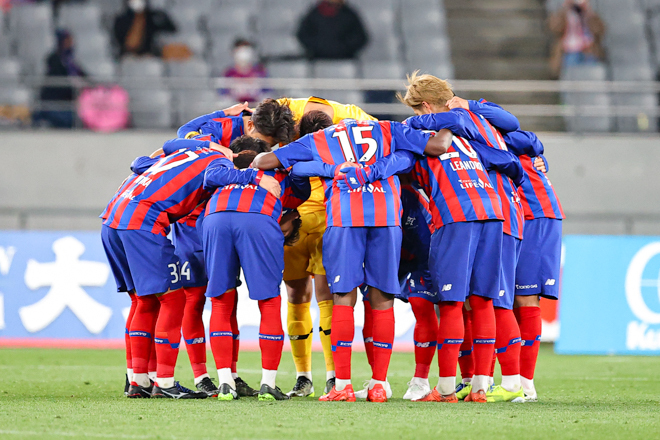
top-left (399, 71), bottom-right (524, 403)
top-left (460, 101), bottom-right (564, 402)
top-left (202, 136), bottom-right (311, 401)
top-left (101, 138), bottom-right (235, 399)
top-left (276, 97), bottom-right (377, 397)
top-left (173, 100), bottom-right (295, 396)
top-left (253, 118), bottom-right (451, 402)
top-left (397, 177), bottom-right (439, 400)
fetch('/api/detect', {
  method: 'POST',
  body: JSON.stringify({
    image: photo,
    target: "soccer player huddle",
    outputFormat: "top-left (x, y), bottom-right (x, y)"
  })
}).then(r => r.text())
top-left (101, 71), bottom-right (563, 403)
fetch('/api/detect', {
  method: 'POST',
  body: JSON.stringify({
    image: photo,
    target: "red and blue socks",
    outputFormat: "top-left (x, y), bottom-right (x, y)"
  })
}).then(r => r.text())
top-left (154, 289), bottom-right (186, 388)
top-left (409, 297), bottom-right (437, 380)
top-left (258, 295), bottom-right (284, 388)
top-left (371, 307), bottom-right (395, 382)
top-left (129, 294), bottom-right (160, 387)
top-left (436, 301), bottom-right (464, 395)
top-left (495, 307), bottom-right (522, 392)
top-left (182, 286), bottom-right (208, 383)
top-left (331, 304), bottom-right (355, 390)
top-left (470, 295), bottom-right (496, 393)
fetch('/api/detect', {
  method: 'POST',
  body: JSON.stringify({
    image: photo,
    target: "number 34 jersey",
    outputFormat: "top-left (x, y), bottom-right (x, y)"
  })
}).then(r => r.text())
top-left (274, 119), bottom-right (430, 228)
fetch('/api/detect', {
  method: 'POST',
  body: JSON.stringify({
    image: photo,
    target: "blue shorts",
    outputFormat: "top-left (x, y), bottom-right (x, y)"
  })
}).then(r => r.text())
top-left (203, 211), bottom-right (283, 301)
top-left (171, 222), bottom-right (207, 288)
top-left (323, 226), bottom-right (402, 296)
top-left (515, 218), bottom-right (562, 299)
top-left (494, 234), bottom-right (523, 309)
top-left (428, 220), bottom-right (503, 303)
top-left (101, 225), bottom-right (181, 296)
top-left (399, 270), bottom-right (439, 304)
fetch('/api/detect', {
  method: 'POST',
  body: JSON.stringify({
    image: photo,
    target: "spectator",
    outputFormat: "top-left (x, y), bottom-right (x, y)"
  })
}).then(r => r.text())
top-left (113, 0), bottom-right (176, 58)
top-left (221, 39), bottom-right (269, 104)
top-left (296, 0), bottom-right (368, 60)
top-left (549, 0), bottom-right (605, 77)
top-left (34, 29), bottom-right (87, 128)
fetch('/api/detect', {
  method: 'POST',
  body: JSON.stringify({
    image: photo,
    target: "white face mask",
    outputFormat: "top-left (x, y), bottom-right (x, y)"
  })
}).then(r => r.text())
top-left (128, 0), bottom-right (146, 12)
top-left (234, 46), bottom-right (256, 69)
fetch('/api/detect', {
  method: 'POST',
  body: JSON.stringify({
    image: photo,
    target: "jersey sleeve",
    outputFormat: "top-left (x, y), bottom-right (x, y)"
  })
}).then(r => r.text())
top-left (162, 138), bottom-right (211, 156)
top-left (291, 160), bottom-right (337, 178)
top-left (363, 149), bottom-right (416, 181)
top-left (404, 109), bottom-right (481, 141)
top-left (203, 158), bottom-right (259, 192)
top-left (473, 142), bottom-right (525, 187)
top-left (469, 99), bottom-right (520, 133)
top-left (501, 130), bottom-right (545, 158)
top-left (282, 173), bottom-right (311, 209)
top-left (177, 110), bottom-right (226, 139)
top-left (273, 136), bottom-right (315, 168)
top-left (389, 121), bottom-right (431, 155)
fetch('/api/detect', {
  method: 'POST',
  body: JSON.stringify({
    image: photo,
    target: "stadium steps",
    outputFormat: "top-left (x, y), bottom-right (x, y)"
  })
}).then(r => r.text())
top-left (444, 0), bottom-right (563, 131)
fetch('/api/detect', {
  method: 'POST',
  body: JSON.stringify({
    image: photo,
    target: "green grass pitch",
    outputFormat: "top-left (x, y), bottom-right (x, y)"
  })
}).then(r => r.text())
top-left (0, 345), bottom-right (659, 440)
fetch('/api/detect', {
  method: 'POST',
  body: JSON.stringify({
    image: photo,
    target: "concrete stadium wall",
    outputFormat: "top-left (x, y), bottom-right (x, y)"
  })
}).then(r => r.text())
top-left (0, 131), bottom-right (658, 235)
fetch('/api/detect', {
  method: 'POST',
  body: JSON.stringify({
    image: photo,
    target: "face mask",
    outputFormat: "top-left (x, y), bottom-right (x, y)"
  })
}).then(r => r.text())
top-left (234, 46), bottom-right (256, 69)
top-left (128, 0), bottom-right (146, 12)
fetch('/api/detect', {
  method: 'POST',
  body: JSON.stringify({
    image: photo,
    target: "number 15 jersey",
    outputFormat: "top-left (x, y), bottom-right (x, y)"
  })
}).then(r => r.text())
top-left (274, 119), bottom-right (430, 228)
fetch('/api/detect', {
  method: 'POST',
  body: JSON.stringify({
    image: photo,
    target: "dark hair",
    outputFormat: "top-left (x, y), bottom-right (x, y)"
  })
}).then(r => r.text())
top-left (229, 135), bottom-right (270, 154)
top-left (251, 98), bottom-right (295, 144)
top-left (298, 110), bottom-right (333, 137)
top-left (233, 38), bottom-right (252, 49)
top-left (233, 150), bottom-right (257, 169)
top-left (284, 216), bottom-right (302, 246)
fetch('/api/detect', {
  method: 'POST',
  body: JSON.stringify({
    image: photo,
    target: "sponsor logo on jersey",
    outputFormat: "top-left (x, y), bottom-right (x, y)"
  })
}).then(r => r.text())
top-left (458, 178), bottom-right (493, 190)
top-left (222, 183), bottom-right (259, 191)
top-left (346, 184), bottom-right (385, 194)
top-left (450, 160), bottom-right (484, 172)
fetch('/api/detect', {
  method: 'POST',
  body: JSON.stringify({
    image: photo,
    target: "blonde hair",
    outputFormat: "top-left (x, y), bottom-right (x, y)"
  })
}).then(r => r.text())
top-left (396, 70), bottom-right (454, 110)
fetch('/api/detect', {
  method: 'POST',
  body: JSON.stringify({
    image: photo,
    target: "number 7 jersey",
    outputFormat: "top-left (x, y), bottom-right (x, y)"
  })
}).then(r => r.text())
top-left (274, 119), bottom-right (430, 227)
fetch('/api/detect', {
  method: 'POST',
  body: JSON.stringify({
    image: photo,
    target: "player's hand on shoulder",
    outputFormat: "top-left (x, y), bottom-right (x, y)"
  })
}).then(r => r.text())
top-left (208, 142), bottom-right (235, 160)
top-left (446, 96), bottom-right (469, 110)
top-left (222, 101), bottom-right (250, 116)
top-left (259, 174), bottom-right (282, 198)
top-left (533, 156), bottom-right (547, 173)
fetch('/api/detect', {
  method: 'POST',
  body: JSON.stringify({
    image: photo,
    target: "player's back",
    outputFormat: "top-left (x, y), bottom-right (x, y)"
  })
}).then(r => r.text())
top-left (400, 183), bottom-right (435, 275)
top-left (413, 135), bottom-right (504, 229)
top-left (104, 145), bottom-right (225, 235)
top-left (206, 169), bottom-right (309, 222)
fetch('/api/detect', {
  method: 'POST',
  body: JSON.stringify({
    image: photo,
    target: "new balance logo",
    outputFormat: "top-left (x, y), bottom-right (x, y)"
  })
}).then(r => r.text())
top-left (545, 279), bottom-right (556, 286)
top-left (189, 337), bottom-right (204, 345)
top-left (442, 284), bottom-right (452, 292)
top-left (364, 337), bottom-right (373, 343)
top-left (334, 275), bottom-right (341, 283)
top-left (499, 290), bottom-right (505, 297)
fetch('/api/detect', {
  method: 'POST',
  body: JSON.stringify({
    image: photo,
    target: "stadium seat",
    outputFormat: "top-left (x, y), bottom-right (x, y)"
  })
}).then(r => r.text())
top-left (120, 58), bottom-right (165, 88)
top-left (0, 58), bottom-right (21, 85)
top-left (316, 90), bottom-right (364, 105)
top-left (174, 89), bottom-right (219, 126)
top-left (75, 32), bottom-right (113, 67)
top-left (159, 32), bottom-right (206, 57)
top-left (210, 32), bottom-right (236, 69)
top-left (90, 0), bottom-right (124, 21)
top-left (16, 29), bottom-right (54, 77)
top-left (256, 3), bottom-right (305, 35)
top-left (358, 8), bottom-right (396, 40)
top-left (170, 0), bottom-right (216, 10)
top-left (8, 3), bottom-right (53, 38)
top-left (256, 34), bottom-right (304, 59)
top-left (0, 86), bottom-right (32, 106)
top-left (408, 60), bottom-right (454, 80)
top-left (360, 34), bottom-right (400, 61)
top-left (0, 37), bottom-right (12, 58)
top-left (611, 65), bottom-right (657, 133)
top-left (562, 63), bottom-right (613, 133)
top-left (167, 58), bottom-right (211, 79)
top-left (407, 37), bottom-right (451, 64)
top-left (206, 7), bottom-right (252, 36)
top-left (312, 60), bottom-right (358, 79)
top-left (80, 59), bottom-right (116, 81)
top-left (267, 60), bottom-right (310, 78)
top-left (129, 89), bottom-right (173, 128)
top-left (57, 4), bottom-right (103, 35)
top-left (361, 61), bottom-right (405, 79)
top-left (168, 6), bottom-right (203, 34)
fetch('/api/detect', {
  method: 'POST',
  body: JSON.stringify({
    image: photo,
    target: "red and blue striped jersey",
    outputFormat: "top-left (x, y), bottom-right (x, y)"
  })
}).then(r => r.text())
top-left (412, 135), bottom-right (504, 229)
top-left (100, 173), bottom-right (140, 221)
top-left (177, 110), bottom-right (245, 148)
top-left (103, 141), bottom-right (229, 235)
top-left (274, 119), bottom-right (430, 227)
top-left (465, 112), bottom-right (524, 239)
top-left (205, 168), bottom-right (310, 221)
top-left (466, 100), bottom-right (565, 221)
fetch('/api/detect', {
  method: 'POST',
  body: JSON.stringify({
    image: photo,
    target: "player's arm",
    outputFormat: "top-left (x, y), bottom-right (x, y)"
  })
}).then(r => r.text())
top-left (447, 97), bottom-right (520, 134)
top-left (388, 121), bottom-right (452, 157)
top-left (130, 156), bottom-right (159, 174)
top-left (203, 158), bottom-right (259, 190)
top-left (472, 142), bottom-right (525, 187)
top-left (176, 102), bottom-right (249, 139)
top-left (162, 138), bottom-right (211, 155)
top-left (335, 150), bottom-right (416, 190)
top-left (291, 160), bottom-right (337, 178)
top-left (501, 130), bottom-right (545, 158)
top-left (404, 109), bottom-right (481, 141)
top-left (252, 136), bottom-right (315, 170)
